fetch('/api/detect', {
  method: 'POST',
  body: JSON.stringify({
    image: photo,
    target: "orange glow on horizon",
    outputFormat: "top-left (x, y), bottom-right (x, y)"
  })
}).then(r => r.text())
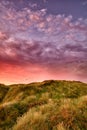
top-left (0, 62), bottom-right (81, 85)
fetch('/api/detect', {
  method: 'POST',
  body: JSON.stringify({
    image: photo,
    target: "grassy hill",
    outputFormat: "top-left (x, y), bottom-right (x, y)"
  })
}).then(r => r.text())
top-left (0, 80), bottom-right (87, 130)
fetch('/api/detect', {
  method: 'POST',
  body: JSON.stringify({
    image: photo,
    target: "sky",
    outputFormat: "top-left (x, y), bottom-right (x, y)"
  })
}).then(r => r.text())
top-left (0, 0), bottom-right (87, 84)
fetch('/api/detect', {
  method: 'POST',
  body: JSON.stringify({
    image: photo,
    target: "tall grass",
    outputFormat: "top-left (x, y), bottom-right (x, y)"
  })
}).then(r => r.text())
top-left (0, 80), bottom-right (87, 130)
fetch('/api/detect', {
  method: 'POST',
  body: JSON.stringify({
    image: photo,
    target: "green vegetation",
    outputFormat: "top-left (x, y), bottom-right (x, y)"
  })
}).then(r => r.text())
top-left (0, 80), bottom-right (87, 130)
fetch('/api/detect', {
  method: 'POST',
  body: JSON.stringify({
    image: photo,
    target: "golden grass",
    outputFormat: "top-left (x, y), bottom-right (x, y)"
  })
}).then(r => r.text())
top-left (12, 95), bottom-right (87, 130)
top-left (0, 80), bottom-right (87, 130)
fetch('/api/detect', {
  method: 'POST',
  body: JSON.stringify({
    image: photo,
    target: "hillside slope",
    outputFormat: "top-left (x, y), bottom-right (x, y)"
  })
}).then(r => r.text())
top-left (0, 80), bottom-right (87, 130)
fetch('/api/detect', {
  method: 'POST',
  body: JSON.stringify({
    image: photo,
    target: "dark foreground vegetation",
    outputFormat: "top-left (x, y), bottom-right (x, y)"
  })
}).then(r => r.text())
top-left (0, 80), bottom-right (87, 130)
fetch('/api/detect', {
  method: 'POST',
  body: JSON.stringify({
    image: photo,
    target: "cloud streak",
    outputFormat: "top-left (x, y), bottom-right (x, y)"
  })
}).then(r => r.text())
top-left (0, 1), bottom-right (87, 83)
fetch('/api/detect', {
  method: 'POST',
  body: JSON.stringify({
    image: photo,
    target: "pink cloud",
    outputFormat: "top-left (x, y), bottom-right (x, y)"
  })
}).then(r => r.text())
top-left (0, 1), bottom-right (87, 83)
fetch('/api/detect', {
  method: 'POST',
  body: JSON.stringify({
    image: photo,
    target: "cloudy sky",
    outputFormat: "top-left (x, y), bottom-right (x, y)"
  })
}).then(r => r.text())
top-left (0, 0), bottom-right (87, 84)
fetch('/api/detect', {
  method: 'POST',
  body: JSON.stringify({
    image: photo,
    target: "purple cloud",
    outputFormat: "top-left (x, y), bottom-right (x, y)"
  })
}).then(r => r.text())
top-left (0, 1), bottom-right (87, 82)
